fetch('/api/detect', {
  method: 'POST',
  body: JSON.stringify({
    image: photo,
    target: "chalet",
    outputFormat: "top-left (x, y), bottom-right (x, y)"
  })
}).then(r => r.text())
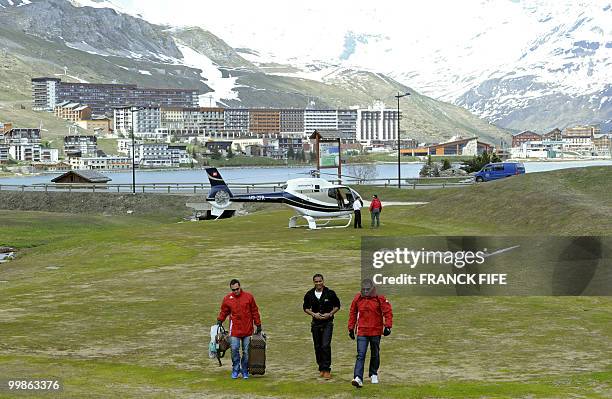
top-left (511, 131), bottom-right (542, 147)
top-left (543, 128), bottom-right (562, 141)
top-left (51, 170), bottom-right (111, 184)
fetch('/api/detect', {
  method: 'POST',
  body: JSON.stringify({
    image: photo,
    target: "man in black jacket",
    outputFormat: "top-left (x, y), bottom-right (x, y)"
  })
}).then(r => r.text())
top-left (303, 273), bottom-right (341, 379)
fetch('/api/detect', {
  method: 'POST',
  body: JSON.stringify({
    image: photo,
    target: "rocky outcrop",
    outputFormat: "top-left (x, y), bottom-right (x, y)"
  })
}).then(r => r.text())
top-left (0, 0), bottom-right (182, 60)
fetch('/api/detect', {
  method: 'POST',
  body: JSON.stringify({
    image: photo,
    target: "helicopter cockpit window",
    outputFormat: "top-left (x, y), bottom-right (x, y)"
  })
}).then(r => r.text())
top-left (327, 188), bottom-right (337, 199)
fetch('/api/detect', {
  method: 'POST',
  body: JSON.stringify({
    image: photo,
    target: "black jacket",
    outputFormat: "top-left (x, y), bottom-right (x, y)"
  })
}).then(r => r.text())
top-left (303, 287), bottom-right (341, 324)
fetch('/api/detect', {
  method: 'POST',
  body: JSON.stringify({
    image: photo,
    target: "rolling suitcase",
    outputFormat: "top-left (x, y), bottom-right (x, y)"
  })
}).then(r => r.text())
top-left (248, 332), bottom-right (266, 375)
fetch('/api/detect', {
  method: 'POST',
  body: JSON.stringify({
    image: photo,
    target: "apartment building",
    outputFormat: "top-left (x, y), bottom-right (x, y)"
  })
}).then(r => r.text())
top-left (562, 126), bottom-right (595, 154)
top-left (592, 134), bottom-right (611, 156)
top-left (31, 77), bottom-right (61, 111)
top-left (129, 143), bottom-right (190, 167)
top-left (224, 109), bottom-right (250, 132)
top-left (199, 107), bottom-right (225, 132)
top-left (9, 144), bottom-right (41, 162)
top-left (114, 106), bottom-right (161, 136)
top-left (32, 77), bottom-right (198, 115)
top-left (511, 131), bottom-right (542, 147)
top-left (304, 109), bottom-right (338, 134)
top-left (161, 107), bottom-right (200, 130)
top-left (0, 145), bottom-right (9, 163)
top-left (4, 128), bottom-right (42, 145)
top-left (54, 101), bottom-right (92, 122)
top-left (280, 109), bottom-right (305, 133)
top-left (76, 116), bottom-right (113, 135)
top-left (564, 125), bottom-right (600, 138)
top-left (69, 155), bottom-right (132, 170)
top-left (542, 128), bottom-right (563, 141)
top-left (64, 135), bottom-right (98, 157)
top-left (337, 109), bottom-right (358, 139)
top-left (40, 148), bottom-right (60, 163)
top-left (357, 106), bottom-right (399, 143)
top-left (250, 109), bottom-right (281, 134)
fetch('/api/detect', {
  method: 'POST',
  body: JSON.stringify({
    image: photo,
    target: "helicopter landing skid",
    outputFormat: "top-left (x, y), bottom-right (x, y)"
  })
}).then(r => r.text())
top-left (288, 214), bottom-right (352, 230)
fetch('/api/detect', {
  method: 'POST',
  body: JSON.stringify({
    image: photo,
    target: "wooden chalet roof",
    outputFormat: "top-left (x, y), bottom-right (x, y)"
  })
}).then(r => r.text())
top-left (51, 170), bottom-right (112, 183)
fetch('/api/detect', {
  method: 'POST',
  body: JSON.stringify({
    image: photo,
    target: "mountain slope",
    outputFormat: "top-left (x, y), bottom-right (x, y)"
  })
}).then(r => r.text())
top-left (0, 0), bottom-right (512, 144)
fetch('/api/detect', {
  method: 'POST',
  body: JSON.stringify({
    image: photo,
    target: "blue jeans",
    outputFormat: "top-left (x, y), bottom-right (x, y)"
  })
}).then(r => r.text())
top-left (230, 336), bottom-right (251, 375)
top-left (354, 336), bottom-right (381, 379)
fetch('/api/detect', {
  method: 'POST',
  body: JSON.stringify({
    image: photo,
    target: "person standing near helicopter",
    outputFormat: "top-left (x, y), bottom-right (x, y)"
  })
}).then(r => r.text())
top-left (369, 194), bottom-right (383, 228)
top-left (353, 196), bottom-right (364, 228)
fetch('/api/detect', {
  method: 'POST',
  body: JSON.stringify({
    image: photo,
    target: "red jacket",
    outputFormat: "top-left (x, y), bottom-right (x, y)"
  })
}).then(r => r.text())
top-left (369, 198), bottom-right (382, 212)
top-left (217, 290), bottom-right (261, 337)
top-left (348, 293), bottom-right (393, 336)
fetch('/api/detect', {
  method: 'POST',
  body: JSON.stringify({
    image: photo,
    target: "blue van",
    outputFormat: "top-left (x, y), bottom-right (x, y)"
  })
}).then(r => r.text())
top-left (474, 162), bottom-right (525, 182)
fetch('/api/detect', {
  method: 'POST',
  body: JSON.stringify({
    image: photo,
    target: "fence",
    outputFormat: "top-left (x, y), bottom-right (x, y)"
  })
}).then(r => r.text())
top-left (0, 177), bottom-right (473, 194)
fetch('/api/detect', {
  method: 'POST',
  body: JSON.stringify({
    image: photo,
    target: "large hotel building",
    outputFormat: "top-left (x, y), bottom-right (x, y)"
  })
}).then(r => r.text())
top-left (33, 78), bottom-right (401, 144)
top-left (32, 77), bottom-right (199, 114)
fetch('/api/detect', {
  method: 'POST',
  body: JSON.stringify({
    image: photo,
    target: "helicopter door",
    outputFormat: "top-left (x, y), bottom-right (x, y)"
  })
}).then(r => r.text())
top-left (336, 187), bottom-right (353, 209)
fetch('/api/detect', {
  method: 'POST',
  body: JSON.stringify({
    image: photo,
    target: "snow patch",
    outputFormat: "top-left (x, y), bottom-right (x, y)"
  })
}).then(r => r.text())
top-left (69, 0), bottom-right (131, 15)
top-left (65, 41), bottom-right (111, 57)
top-left (177, 44), bottom-right (239, 104)
top-left (54, 73), bottom-right (89, 84)
top-left (138, 70), bottom-right (152, 75)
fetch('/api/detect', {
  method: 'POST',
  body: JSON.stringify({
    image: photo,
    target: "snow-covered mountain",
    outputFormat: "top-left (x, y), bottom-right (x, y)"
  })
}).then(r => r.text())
top-left (302, 1), bottom-right (612, 132)
top-left (0, 0), bottom-right (513, 144)
top-left (107, 0), bottom-right (610, 133)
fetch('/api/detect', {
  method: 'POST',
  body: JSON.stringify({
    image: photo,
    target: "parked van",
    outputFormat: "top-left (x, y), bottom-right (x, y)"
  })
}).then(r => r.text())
top-left (474, 162), bottom-right (525, 182)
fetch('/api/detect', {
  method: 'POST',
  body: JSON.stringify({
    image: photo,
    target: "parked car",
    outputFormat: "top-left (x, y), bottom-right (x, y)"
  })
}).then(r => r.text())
top-left (474, 162), bottom-right (525, 182)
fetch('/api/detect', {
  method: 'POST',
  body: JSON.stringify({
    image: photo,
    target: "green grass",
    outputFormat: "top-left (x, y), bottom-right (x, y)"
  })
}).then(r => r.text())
top-left (96, 138), bottom-right (119, 156)
top-left (1, 167), bottom-right (611, 398)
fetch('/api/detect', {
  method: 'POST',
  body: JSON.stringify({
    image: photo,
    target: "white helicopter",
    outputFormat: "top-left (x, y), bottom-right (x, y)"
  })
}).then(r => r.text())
top-left (205, 167), bottom-right (363, 229)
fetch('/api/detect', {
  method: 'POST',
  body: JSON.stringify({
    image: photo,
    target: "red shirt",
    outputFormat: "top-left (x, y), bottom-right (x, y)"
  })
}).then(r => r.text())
top-left (217, 290), bottom-right (261, 337)
top-left (369, 198), bottom-right (382, 211)
top-left (348, 293), bottom-right (393, 336)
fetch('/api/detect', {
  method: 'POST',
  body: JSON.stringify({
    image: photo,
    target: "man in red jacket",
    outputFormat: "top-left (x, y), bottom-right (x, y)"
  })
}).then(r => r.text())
top-left (217, 279), bottom-right (262, 379)
top-left (347, 278), bottom-right (393, 387)
top-left (369, 195), bottom-right (383, 228)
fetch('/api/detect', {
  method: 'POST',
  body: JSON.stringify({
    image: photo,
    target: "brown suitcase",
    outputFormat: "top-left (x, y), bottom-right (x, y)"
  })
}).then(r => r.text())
top-left (248, 333), bottom-right (266, 375)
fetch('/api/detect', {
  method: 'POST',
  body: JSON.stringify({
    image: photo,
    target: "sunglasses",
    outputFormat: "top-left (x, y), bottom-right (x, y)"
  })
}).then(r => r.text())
top-left (231, 287), bottom-right (241, 292)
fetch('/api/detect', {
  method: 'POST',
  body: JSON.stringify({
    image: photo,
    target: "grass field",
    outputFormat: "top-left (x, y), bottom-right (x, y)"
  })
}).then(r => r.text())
top-left (1, 167), bottom-right (611, 398)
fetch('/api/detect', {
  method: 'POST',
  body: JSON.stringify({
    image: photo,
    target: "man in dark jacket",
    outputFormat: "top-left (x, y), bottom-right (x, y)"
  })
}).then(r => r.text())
top-left (303, 274), bottom-right (341, 379)
top-left (217, 279), bottom-right (262, 379)
top-left (348, 278), bottom-right (393, 387)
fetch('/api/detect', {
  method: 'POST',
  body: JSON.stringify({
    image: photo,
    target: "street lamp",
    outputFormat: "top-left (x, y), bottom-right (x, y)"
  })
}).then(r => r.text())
top-left (395, 92), bottom-right (410, 188)
top-left (129, 106), bottom-right (139, 194)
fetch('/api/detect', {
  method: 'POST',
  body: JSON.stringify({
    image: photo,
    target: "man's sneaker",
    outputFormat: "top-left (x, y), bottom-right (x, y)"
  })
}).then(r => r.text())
top-left (323, 371), bottom-right (332, 380)
top-left (351, 376), bottom-right (363, 388)
top-left (371, 375), bottom-right (379, 384)
top-left (319, 371), bottom-right (324, 377)
top-left (243, 372), bottom-right (249, 379)
top-left (231, 371), bottom-right (240, 379)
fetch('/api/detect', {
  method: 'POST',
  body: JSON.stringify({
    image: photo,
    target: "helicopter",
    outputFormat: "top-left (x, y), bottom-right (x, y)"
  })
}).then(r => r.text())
top-left (204, 167), bottom-right (363, 229)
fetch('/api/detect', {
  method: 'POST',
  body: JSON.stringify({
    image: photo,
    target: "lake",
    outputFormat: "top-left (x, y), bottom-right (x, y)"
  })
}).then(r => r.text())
top-left (1, 160), bottom-right (611, 186)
